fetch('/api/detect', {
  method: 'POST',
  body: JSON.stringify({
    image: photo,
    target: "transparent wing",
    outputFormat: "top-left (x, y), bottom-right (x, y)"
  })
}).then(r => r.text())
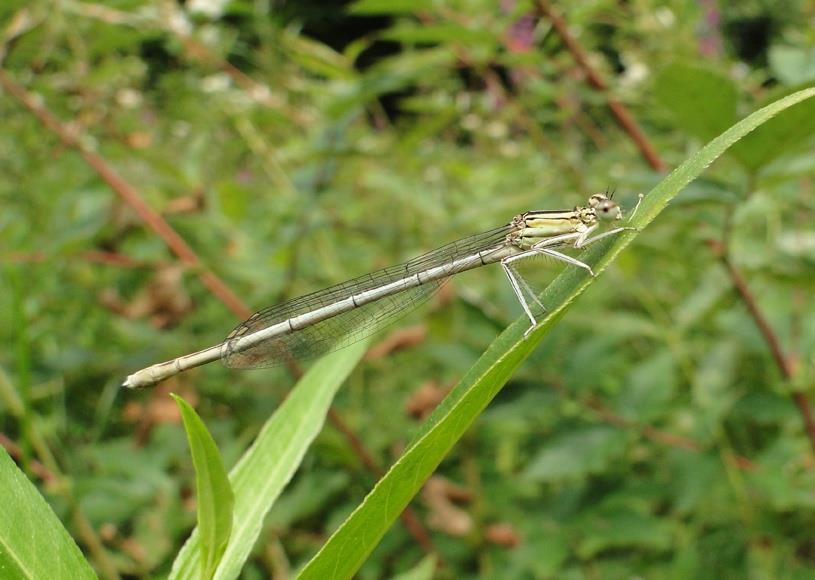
top-left (222, 224), bottom-right (514, 369)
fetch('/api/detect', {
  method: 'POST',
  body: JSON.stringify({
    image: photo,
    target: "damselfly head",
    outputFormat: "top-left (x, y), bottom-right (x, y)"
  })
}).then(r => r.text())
top-left (589, 193), bottom-right (622, 221)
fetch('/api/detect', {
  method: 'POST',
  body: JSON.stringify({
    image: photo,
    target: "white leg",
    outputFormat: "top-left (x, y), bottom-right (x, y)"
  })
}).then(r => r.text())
top-left (508, 261), bottom-right (546, 312)
top-left (573, 226), bottom-right (633, 248)
top-left (530, 230), bottom-right (584, 249)
top-left (570, 223), bottom-right (598, 248)
top-left (505, 246), bottom-right (595, 275)
top-left (502, 245), bottom-right (596, 336)
top-left (501, 258), bottom-right (539, 329)
top-left (501, 219), bottom-right (633, 336)
top-left (537, 248), bottom-right (595, 275)
top-left (515, 265), bottom-right (547, 314)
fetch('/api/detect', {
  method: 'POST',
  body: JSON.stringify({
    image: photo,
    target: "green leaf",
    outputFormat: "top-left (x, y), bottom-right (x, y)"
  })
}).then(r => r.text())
top-left (326, 48), bottom-right (455, 119)
top-left (730, 85), bottom-right (815, 171)
top-left (654, 65), bottom-right (815, 171)
top-left (669, 451), bottom-right (725, 514)
top-left (170, 339), bottom-right (368, 580)
top-left (523, 427), bottom-right (628, 482)
top-left (615, 350), bottom-right (677, 422)
top-left (576, 511), bottom-right (673, 558)
top-left (215, 182), bottom-right (249, 222)
top-left (769, 45), bottom-right (815, 86)
top-left (692, 341), bottom-right (739, 437)
top-left (0, 446), bottom-right (96, 580)
top-left (673, 265), bottom-right (730, 330)
top-left (732, 392), bottom-right (797, 425)
top-left (348, 0), bottom-right (436, 15)
top-left (653, 63), bottom-right (738, 143)
top-left (172, 394), bottom-right (235, 580)
top-left (389, 554), bottom-right (437, 580)
top-left (280, 30), bottom-right (355, 80)
top-left (382, 24), bottom-right (498, 48)
top-left (266, 472), bottom-right (350, 529)
top-left (297, 86), bottom-right (815, 580)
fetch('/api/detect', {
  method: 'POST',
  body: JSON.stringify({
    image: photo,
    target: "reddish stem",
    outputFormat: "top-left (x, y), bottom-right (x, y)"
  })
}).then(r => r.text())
top-left (536, 0), bottom-right (667, 172)
top-left (707, 238), bottom-right (815, 453)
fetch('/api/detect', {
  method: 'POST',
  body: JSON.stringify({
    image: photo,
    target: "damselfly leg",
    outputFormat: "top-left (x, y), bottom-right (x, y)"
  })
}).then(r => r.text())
top-left (501, 196), bottom-right (641, 337)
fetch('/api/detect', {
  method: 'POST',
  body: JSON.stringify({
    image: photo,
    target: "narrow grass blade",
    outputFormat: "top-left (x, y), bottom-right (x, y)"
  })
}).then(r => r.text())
top-left (0, 446), bottom-right (96, 579)
top-left (172, 395), bottom-right (235, 580)
top-left (297, 86), bottom-right (815, 580)
top-left (170, 339), bottom-right (369, 580)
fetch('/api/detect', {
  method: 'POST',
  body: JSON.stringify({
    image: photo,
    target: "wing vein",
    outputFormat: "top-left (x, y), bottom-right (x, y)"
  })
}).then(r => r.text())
top-left (222, 224), bottom-right (514, 368)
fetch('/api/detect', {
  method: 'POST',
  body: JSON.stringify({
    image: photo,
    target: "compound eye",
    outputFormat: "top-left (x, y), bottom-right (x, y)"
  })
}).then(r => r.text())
top-left (598, 200), bottom-right (620, 219)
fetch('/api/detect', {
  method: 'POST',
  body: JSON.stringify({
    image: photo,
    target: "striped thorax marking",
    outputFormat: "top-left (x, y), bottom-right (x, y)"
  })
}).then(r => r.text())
top-left (509, 208), bottom-right (592, 250)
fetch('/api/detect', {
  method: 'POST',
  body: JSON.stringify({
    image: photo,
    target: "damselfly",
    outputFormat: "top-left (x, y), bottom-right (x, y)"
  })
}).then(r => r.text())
top-left (123, 192), bottom-right (640, 388)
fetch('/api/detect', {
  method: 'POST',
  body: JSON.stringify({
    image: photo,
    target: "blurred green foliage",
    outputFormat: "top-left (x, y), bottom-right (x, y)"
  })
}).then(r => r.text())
top-left (1, 0), bottom-right (815, 578)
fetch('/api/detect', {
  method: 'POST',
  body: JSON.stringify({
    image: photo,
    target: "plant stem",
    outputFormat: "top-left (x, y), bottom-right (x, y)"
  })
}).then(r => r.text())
top-left (707, 237), bottom-right (815, 453)
top-left (535, 0), bottom-right (667, 172)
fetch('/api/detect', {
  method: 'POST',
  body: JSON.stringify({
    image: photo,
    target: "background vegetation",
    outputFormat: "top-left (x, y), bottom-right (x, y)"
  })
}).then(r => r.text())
top-left (2, 0), bottom-right (815, 578)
